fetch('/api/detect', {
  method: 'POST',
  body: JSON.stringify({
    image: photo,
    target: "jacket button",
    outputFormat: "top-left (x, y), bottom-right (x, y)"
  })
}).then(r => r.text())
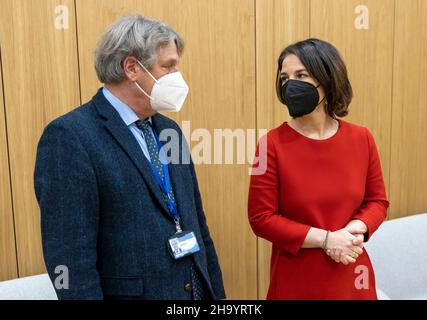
top-left (185, 283), bottom-right (193, 292)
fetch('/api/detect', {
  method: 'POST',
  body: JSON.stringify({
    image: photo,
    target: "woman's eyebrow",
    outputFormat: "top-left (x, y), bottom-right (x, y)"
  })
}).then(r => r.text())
top-left (280, 68), bottom-right (308, 76)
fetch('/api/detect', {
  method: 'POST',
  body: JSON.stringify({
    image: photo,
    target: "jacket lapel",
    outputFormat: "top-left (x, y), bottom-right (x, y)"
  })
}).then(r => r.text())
top-left (91, 89), bottom-right (172, 218)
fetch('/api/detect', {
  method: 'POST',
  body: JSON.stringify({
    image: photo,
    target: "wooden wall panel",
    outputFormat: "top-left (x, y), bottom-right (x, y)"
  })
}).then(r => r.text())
top-left (75, 0), bottom-right (257, 299)
top-left (389, 0), bottom-right (427, 219)
top-left (310, 0), bottom-right (394, 205)
top-left (255, 0), bottom-right (310, 299)
top-left (0, 50), bottom-right (18, 281)
top-left (0, 0), bottom-right (81, 277)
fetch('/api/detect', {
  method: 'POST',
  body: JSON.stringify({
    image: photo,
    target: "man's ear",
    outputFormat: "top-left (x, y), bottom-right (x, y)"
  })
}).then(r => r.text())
top-left (123, 56), bottom-right (139, 82)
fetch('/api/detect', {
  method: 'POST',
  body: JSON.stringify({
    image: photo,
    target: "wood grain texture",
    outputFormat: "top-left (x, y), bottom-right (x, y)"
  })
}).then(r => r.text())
top-left (0, 50), bottom-right (18, 281)
top-left (255, 0), bottom-right (310, 299)
top-left (75, 0), bottom-right (257, 299)
top-left (389, 0), bottom-right (427, 219)
top-left (0, 0), bottom-right (81, 277)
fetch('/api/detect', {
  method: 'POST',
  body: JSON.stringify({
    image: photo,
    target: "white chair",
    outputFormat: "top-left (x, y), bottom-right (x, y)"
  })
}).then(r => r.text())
top-left (0, 273), bottom-right (57, 300)
top-left (365, 213), bottom-right (427, 300)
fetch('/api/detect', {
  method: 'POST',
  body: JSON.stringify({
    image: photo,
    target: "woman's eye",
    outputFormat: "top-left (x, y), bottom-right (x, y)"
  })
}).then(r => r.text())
top-left (298, 74), bottom-right (307, 79)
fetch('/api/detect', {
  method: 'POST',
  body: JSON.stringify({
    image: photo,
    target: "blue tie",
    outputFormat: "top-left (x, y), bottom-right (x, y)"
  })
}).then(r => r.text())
top-left (190, 264), bottom-right (205, 300)
top-left (135, 119), bottom-right (205, 300)
top-left (135, 119), bottom-right (165, 180)
top-left (135, 119), bottom-right (177, 204)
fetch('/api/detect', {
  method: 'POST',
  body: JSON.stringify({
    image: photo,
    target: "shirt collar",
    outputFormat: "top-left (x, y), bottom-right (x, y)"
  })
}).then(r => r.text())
top-left (102, 87), bottom-right (151, 126)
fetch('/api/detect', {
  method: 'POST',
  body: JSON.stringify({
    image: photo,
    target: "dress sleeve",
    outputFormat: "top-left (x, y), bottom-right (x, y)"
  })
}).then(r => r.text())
top-left (351, 128), bottom-right (390, 241)
top-left (248, 133), bottom-right (311, 256)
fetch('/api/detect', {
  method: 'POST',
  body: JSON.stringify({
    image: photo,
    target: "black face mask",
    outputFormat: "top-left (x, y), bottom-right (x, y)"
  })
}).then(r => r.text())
top-left (281, 80), bottom-right (324, 118)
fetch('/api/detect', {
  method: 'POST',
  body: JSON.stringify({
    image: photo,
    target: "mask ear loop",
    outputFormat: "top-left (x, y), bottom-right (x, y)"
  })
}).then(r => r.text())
top-left (137, 60), bottom-right (158, 83)
top-left (134, 80), bottom-right (153, 100)
top-left (314, 83), bottom-right (327, 106)
top-left (317, 94), bottom-right (327, 106)
top-left (135, 60), bottom-right (158, 101)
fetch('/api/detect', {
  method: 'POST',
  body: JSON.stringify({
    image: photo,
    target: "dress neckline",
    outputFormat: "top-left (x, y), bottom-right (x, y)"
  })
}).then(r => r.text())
top-left (284, 119), bottom-right (343, 142)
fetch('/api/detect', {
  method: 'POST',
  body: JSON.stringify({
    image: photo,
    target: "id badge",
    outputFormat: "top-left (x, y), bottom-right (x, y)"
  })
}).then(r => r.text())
top-left (168, 231), bottom-right (200, 260)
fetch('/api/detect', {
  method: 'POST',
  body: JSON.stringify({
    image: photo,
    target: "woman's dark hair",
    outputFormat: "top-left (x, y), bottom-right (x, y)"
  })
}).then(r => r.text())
top-left (276, 38), bottom-right (353, 118)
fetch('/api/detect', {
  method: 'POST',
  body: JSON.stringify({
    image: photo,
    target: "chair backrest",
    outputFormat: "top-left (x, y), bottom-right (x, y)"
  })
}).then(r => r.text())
top-left (365, 213), bottom-right (427, 300)
top-left (0, 273), bottom-right (58, 300)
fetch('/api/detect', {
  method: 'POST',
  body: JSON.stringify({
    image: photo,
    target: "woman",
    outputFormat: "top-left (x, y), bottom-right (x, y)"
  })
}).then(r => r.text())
top-left (248, 38), bottom-right (389, 300)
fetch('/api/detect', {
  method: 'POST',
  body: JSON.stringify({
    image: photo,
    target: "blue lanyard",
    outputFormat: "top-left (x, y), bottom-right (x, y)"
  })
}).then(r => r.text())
top-left (142, 123), bottom-right (182, 231)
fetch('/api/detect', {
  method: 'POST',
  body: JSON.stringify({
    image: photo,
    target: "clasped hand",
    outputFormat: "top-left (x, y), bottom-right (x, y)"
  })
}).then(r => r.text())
top-left (324, 220), bottom-right (367, 265)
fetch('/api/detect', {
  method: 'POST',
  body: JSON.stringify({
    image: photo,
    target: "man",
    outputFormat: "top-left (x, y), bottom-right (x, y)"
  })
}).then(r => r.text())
top-left (34, 14), bottom-right (225, 300)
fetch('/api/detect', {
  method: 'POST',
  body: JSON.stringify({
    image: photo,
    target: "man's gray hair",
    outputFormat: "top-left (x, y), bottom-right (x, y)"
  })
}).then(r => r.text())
top-left (94, 14), bottom-right (184, 84)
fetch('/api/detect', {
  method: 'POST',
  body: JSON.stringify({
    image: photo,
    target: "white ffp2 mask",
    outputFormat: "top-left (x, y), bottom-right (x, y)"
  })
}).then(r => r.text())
top-left (135, 61), bottom-right (189, 112)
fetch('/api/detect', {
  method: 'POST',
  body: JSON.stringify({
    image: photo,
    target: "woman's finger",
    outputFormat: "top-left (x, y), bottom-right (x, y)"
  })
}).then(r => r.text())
top-left (351, 246), bottom-right (363, 255)
top-left (334, 248), bottom-right (342, 263)
top-left (340, 252), bottom-right (349, 265)
top-left (345, 254), bottom-right (356, 264)
top-left (352, 235), bottom-right (364, 247)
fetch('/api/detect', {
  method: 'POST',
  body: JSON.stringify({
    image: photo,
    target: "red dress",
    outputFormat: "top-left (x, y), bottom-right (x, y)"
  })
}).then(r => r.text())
top-left (248, 119), bottom-right (389, 300)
